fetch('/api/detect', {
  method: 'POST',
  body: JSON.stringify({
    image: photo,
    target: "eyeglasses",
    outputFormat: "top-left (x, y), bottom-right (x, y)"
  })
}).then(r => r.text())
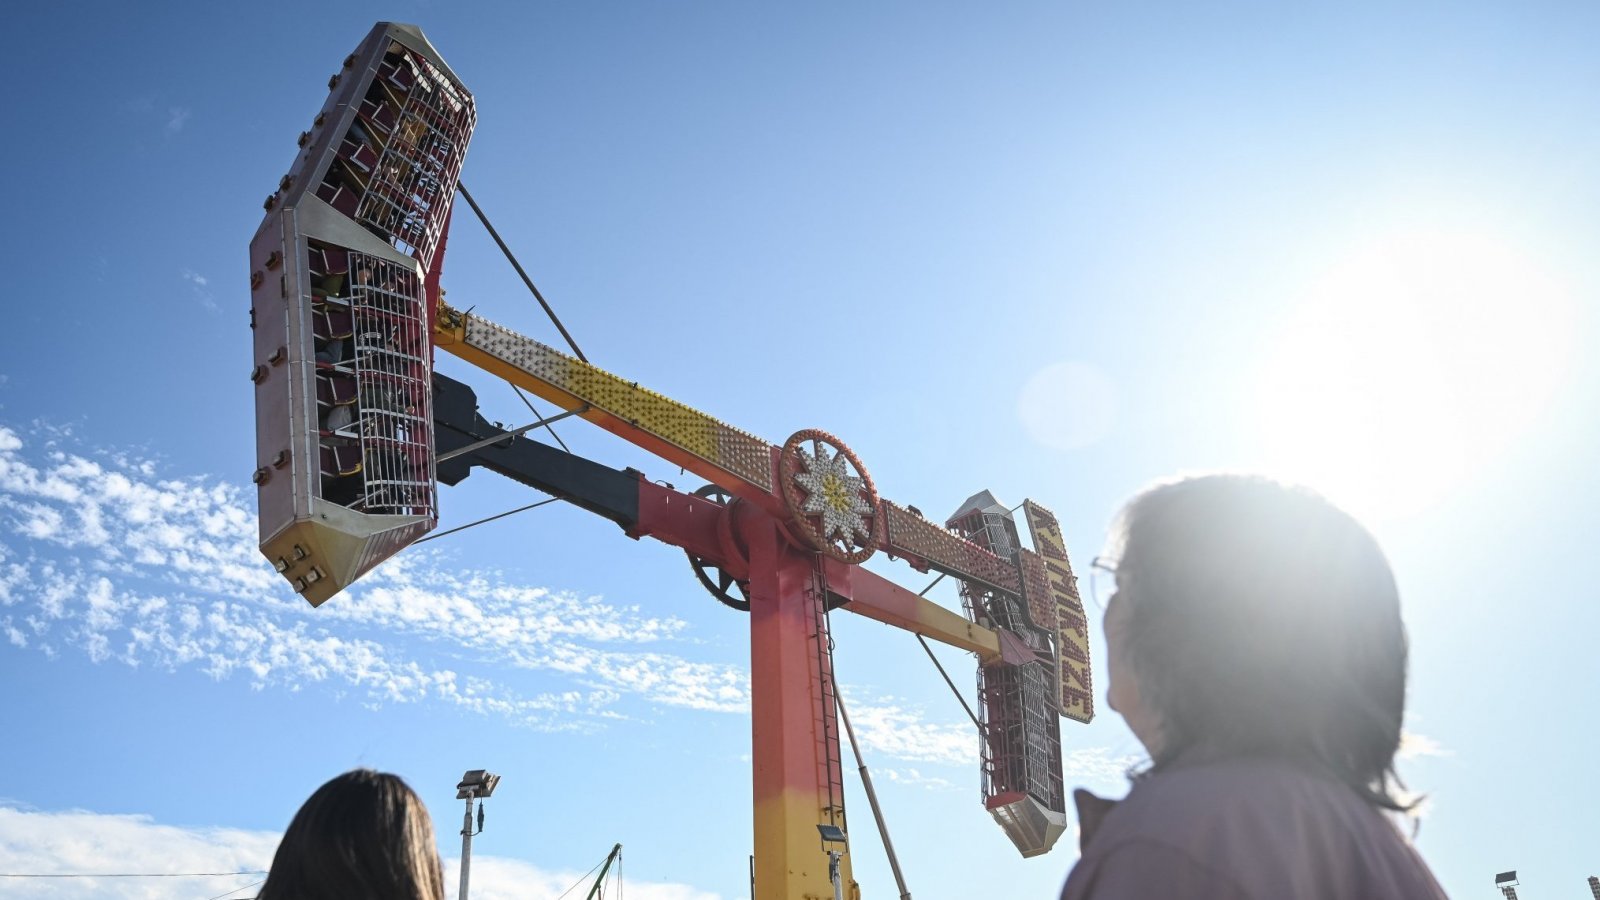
top-left (1088, 556), bottom-right (1118, 610)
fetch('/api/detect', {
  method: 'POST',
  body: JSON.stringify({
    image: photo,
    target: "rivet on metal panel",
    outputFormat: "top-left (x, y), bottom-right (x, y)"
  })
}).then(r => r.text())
top-left (279, 174), bottom-right (294, 192)
top-left (272, 450), bottom-right (289, 468)
top-left (328, 73), bottom-right (340, 89)
top-left (263, 194), bottom-right (277, 211)
top-left (265, 251), bottom-right (283, 270)
top-left (292, 544), bottom-right (308, 560)
top-left (250, 365), bottom-right (268, 384)
top-left (297, 131), bottom-right (311, 148)
top-left (268, 346), bottom-right (286, 365)
top-left (250, 271), bottom-right (264, 289)
top-left (252, 468), bottom-right (270, 485)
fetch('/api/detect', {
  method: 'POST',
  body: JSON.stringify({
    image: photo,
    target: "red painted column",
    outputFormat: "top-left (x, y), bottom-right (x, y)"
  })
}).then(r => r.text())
top-left (746, 515), bottom-right (856, 899)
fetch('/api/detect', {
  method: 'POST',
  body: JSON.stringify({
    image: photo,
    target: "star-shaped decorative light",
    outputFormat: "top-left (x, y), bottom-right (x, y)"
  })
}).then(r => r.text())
top-left (793, 446), bottom-right (874, 544)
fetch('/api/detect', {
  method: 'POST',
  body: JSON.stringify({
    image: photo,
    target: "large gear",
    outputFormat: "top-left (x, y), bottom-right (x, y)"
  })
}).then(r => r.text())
top-left (684, 484), bottom-right (751, 611)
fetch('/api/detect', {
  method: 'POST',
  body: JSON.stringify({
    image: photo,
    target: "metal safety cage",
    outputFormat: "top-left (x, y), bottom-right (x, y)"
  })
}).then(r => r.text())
top-left (249, 22), bottom-right (475, 606)
top-left (948, 491), bottom-right (1069, 857)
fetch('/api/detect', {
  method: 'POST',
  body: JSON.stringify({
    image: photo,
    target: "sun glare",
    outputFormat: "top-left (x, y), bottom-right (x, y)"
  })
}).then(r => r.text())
top-left (1249, 227), bottom-right (1577, 522)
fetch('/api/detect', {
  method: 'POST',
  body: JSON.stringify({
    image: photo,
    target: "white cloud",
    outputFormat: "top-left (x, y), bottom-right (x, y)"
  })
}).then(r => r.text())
top-left (1398, 731), bottom-right (1450, 760)
top-left (0, 806), bottom-right (276, 900)
top-left (444, 855), bottom-right (720, 900)
top-left (0, 422), bottom-right (732, 729)
top-left (843, 693), bottom-right (975, 767)
top-left (875, 767), bottom-right (959, 791)
top-left (165, 107), bottom-right (191, 134)
top-left (0, 420), bottom-right (1124, 778)
top-left (179, 270), bottom-right (216, 311)
top-left (0, 805), bottom-right (719, 900)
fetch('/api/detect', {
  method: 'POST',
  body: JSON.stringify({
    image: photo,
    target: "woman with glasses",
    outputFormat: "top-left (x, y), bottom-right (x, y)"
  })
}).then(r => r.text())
top-left (1060, 474), bottom-right (1447, 899)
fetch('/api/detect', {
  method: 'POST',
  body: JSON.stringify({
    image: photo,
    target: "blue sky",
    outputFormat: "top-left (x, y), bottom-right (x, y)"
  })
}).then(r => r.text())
top-left (1, 2), bottom-right (1597, 898)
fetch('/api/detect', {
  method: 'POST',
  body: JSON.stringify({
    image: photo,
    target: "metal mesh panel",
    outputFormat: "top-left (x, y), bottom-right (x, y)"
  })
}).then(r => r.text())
top-left (954, 499), bottom-right (1067, 815)
top-left (308, 242), bottom-right (435, 519)
top-left (319, 40), bottom-right (475, 263)
top-left (968, 598), bottom-right (1065, 813)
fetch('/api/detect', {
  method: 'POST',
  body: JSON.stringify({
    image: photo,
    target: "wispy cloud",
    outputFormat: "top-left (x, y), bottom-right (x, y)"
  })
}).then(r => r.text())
top-left (165, 106), bottom-right (191, 134)
top-left (1398, 731), bottom-right (1450, 760)
top-left (0, 806), bottom-right (277, 900)
top-left (0, 805), bottom-right (720, 900)
top-left (843, 692), bottom-right (975, 767)
top-left (875, 767), bottom-right (960, 792)
top-left (0, 419), bottom-right (1122, 777)
top-left (180, 269), bottom-right (216, 311)
top-left (0, 421), bottom-right (737, 730)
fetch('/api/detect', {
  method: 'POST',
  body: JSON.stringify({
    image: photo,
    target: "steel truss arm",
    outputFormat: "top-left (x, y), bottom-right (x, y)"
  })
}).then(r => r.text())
top-left (430, 373), bottom-right (1018, 664)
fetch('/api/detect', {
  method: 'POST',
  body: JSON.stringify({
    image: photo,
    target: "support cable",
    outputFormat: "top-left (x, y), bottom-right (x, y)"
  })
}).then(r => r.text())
top-left (414, 498), bottom-right (560, 545)
top-left (435, 407), bottom-right (584, 463)
top-left (510, 385), bottom-right (579, 454)
top-left (456, 182), bottom-right (588, 362)
top-left (916, 634), bottom-right (981, 733)
top-left (552, 855), bottom-right (608, 900)
top-left (912, 573), bottom-right (982, 732)
top-left (0, 872), bottom-right (266, 878)
top-left (836, 691), bottom-right (912, 900)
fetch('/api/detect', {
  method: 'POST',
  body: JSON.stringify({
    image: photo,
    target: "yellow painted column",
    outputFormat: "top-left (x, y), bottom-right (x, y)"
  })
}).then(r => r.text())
top-left (747, 516), bottom-right (859, 899)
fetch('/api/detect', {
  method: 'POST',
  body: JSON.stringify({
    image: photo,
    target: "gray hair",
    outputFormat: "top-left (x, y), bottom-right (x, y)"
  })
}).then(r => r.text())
top-left (1110, 473), bottom-right (1415, 811)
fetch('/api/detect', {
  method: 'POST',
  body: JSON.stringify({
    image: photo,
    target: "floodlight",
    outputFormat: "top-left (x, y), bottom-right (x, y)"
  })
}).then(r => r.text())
top-left (1495, 872), bottom-right (1519, 886)
top-left (816, 824), bottom-right (847, 844)
top-left (457, 769), bottom-right (501, 799)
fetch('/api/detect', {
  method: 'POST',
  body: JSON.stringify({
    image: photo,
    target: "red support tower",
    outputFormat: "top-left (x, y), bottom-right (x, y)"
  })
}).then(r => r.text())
top-left (251, 23), bottom-right (1097, 897)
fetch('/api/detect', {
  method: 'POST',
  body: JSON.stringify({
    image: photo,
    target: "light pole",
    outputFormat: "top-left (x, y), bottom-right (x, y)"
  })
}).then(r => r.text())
top-left (456, 769), bottom-right (501, 900)
top-left (817, 824), bottom-right (847, 900)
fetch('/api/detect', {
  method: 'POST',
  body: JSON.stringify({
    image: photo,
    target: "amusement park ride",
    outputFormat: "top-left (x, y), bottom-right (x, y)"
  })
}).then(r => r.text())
top-left (248, 23), bottom-right (1094, 899)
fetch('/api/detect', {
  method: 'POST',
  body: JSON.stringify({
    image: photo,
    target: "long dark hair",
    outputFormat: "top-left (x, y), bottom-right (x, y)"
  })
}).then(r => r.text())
top-left (1110, 474), bottom-right (1415, 812)
top-left (258, 769), bottom-right (445, 900)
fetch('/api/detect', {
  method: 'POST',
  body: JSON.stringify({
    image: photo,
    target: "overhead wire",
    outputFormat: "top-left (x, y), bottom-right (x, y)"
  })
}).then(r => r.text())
top-left (200, 877), bottom-right (266, 900)
top-left (0, 871), bottom-right (266, 878)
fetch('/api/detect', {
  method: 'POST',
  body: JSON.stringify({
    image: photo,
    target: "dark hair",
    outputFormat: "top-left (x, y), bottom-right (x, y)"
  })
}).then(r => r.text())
top-left (1109, 474), bottom-right (1415, 812)
top-left (258, 769), bottom-right (445, 900)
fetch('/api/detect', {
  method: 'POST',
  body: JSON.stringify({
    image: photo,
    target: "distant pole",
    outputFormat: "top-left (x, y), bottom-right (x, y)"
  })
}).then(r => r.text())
top-left (458, 793), bottom-right (476, 900)
top-left (454, 770), bottom-right (501, 900)
top-left (1588, 875), bottom-right (1599, 900)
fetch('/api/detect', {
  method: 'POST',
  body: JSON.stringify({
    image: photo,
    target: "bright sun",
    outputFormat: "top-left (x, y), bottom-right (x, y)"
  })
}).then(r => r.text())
top-left (1249, 226), bottom-right (1577, 523)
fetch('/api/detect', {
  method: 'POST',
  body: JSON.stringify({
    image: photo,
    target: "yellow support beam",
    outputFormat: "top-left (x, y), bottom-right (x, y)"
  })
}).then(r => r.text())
top-left (435, 302), bottom-right (782, 513)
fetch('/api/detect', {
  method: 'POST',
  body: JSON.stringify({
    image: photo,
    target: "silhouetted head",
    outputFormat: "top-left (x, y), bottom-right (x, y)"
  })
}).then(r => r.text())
top-left (1102, 474), bottom-right (1413, 810)
top-left (258, 769), bottom-right (445, 900)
